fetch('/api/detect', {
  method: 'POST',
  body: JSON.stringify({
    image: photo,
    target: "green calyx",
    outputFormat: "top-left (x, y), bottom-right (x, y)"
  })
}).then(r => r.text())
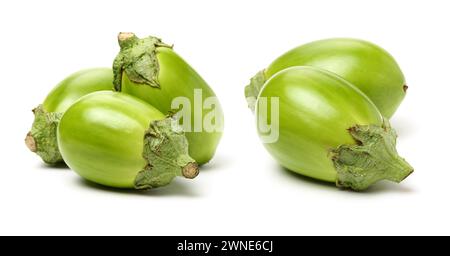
top-left (25, 105), bottom-right (63, 164)
top-left (135, 117), bottom-right (199, 190)
top-left (244, 70), bottom-right (267, 112)
top-left (113, 32), bottom-right (172, 91)
top-left (331, 121), bottom-right (413, 191)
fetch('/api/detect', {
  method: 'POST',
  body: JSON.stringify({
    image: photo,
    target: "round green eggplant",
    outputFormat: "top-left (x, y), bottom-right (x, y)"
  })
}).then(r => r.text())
top-left (246, 38), bottom-right (406, 118)
top-left (25, 68), bottom-right (113, 164)
top-left (57, 91), bottom-right (199, 189)
top-left (256, 66), bottom-right (413, 190)
top-left (113, 33), bottom-right (223, 165)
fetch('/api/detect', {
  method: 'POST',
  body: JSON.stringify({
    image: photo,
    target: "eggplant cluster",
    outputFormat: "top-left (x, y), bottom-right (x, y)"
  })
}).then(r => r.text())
top-left (26, 33), bottom-right (223, 190)
top-left (246, 38), bottom-right (413, 190)
top-left (26, 34), bottom-right (413, 192)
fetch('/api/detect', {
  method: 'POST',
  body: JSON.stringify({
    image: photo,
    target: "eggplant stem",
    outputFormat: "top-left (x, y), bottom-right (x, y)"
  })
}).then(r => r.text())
top-left (182, 162), bottom-right (199, 179)
top-left (331, 120), bottom-right (413, 191)
top-left (244, 69), bottom-right (267, 112)
top-left (25, 132), bottom-right (37, 152)
top-left (27, 105), bottom-right (64, 164)
top-left (134, 117), bottom-right (199, 190)
top-left (113, 32), bottom-right (170, 91)
top-left (118, 32), bottom-right (135, 42)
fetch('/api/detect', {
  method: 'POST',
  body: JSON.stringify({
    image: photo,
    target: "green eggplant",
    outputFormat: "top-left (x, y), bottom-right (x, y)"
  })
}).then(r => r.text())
top-left (113, 32), bottom-right (224, 165)
top-left (256, 66), bottom-right (413, 190)
top-left (25, 68), bottom-right (113, 164)
top-left (57, 91), bottom-right (199, 189)
top-left (246, 38), bottom-right (406, 118)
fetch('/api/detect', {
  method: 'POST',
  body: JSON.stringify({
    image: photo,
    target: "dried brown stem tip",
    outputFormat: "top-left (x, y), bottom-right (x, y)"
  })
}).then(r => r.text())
top-left (403, 85), bottom-right (409, 92)
top-left (118, 32), bottom-right (135, 42)
top-left (25, 132), bottom-right (37, 152)
top-left (182, 162), bottom-right (199, 179)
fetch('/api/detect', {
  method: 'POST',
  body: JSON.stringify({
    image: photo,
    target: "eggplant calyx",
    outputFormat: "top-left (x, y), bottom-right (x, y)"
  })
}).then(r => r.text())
top-left (134, 117), bottom-right (199, 190)
top-left (331, 120), bottom-right (413, 191)
top-left (113, 32), bottom-right (172, 92)
top-left (26, 105), bottom-right (63, 164)
top-left (245, 70), bottom-right (267, 112)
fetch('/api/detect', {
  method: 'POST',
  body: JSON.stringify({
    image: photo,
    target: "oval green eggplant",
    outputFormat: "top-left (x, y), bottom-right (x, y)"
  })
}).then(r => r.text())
top-left (25, 68), bottom-right (113, 164)
top-left (256, 66), bottom-right (413, 190)
top-left (57, 91), bottom-right (199, 189)
top-left (246, 38), bottom-right (406, 118)
top-left (113, 33), bottom-right (224, 165)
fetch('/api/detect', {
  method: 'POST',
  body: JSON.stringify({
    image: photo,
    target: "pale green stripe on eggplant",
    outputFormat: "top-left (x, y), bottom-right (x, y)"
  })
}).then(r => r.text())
top-left (246, 38), bottom-right (406, 118)
top-left (257, 67), bottom-right (413, 190)
top-left (57, 91), bottom-right (198, 190)
top-left (112, 33), bottom-right (223, 165)
top-left (26, 68), bottom-right (114, 164)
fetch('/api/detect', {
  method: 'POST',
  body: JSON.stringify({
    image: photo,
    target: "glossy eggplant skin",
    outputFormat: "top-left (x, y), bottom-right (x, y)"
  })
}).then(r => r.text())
top-left (116, 38), bottom-right (223, 165)
top-left (26, 68), bottom-right (113, 164)
top-left (251, 38), bottom-right (406, 118)
top-left (257, 66), bottom-right (383, 182)
top-left (43, 68), bottom-right (113, 113)
top-left (58, 91), bottom-right (165, 188)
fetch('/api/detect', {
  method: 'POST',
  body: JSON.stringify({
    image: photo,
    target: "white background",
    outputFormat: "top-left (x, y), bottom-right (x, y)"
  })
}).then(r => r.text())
top-left (0, 0), bottom-right (449, 235)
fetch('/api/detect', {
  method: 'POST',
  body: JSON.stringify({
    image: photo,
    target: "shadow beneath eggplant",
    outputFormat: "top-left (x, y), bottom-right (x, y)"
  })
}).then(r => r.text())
top-left (361, 181), bottom-right (415, 194)
top-left (198, 154), bottom-right (231, 172)
top-left (75, 178), bottom-right (201, 197)
top-left (38, 162), bottom-right (69, 170)
top-left (278, 165), bottom-right (414, 194)
top-left (278, 166), bottom-right (336, 190)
